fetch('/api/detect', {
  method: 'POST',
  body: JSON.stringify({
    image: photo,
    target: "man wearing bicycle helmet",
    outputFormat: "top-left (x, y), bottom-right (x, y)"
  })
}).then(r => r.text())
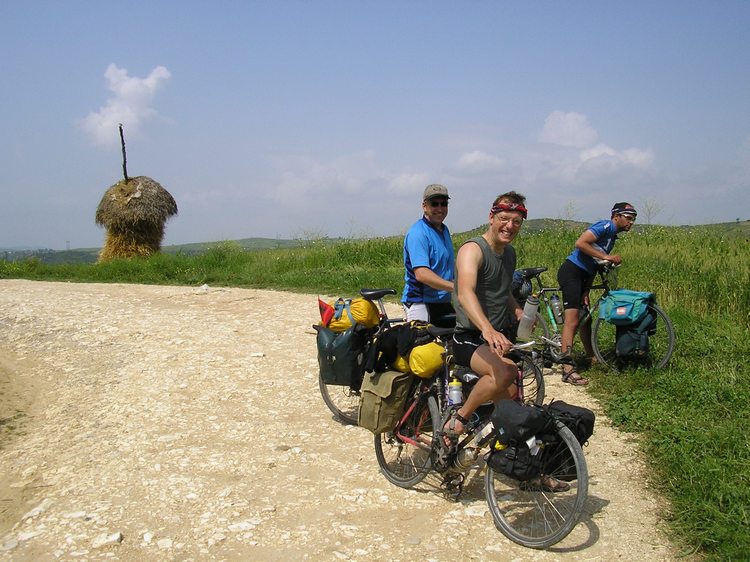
top-left (401, 184), bottom-right (456, 327)
top-left (446, 192), bottom-right (527, 439)
top-left (557, 202), bottom-right (637, 385)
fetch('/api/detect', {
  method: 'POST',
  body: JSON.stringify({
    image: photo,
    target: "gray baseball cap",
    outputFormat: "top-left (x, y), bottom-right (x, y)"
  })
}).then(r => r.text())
top-left (423, 184), bottom-right (450, 200)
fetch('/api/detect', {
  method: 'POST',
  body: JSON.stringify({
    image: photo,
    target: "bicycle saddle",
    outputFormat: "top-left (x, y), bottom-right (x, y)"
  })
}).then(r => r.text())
top-left (359, 288), bottom-right (397, 300)
top-left (516, 267), bottom-right (547, 278)
top-left (427, 325), bottom-right (454, 338)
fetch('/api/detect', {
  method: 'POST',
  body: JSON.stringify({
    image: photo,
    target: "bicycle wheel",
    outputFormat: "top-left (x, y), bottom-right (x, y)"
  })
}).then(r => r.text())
top-left (485, 423), bottom-right (588, 549)
top-left (318, 374), bottom-right (361, 425)
top-left (591, 302), bottom-right (675, 370)
top-left (518, 356), bottom-right (545, 406)
top-left (532, 311), bottom-right (551, 341)
top-left (374, 393), bottom-right (440, 488)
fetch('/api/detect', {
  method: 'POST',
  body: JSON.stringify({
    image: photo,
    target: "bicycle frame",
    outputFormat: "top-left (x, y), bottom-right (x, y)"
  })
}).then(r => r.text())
top-left (392, 379), bottom-right (439, 450)
top-left (524, 265), bottom-right (614, 343)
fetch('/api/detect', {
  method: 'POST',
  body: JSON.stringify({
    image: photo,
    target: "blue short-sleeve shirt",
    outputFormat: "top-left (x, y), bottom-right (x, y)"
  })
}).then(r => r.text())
top-left (401, 217), bottom-right (455, 304)
top-left (566, 219), bottom-right (618, 274)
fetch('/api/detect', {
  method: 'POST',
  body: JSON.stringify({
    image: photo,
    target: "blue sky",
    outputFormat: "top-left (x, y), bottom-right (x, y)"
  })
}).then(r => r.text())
top-left (1, 1), bottom-right (749, 250)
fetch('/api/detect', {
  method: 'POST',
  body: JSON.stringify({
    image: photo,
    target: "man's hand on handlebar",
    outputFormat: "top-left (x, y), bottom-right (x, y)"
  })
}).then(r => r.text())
top-left (483, 328), bottom-right (513, 357)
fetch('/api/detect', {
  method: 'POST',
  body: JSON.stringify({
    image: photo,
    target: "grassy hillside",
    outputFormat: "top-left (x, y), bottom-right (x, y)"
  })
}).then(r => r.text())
top-left (1, 222), bottom-right (749, 559)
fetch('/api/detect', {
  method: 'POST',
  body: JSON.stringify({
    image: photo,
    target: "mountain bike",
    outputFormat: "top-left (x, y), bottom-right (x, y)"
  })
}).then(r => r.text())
top-left (317, 288), bottom-right (402, 425)
top-left (513, 264), bottom-right (675, 370)
top-left (374, 333), bottom-right (587, 549)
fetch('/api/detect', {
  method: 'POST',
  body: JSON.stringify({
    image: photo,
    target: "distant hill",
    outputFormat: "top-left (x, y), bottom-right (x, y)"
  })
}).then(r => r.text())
top-left (2, 219), bottom-right (746, 265)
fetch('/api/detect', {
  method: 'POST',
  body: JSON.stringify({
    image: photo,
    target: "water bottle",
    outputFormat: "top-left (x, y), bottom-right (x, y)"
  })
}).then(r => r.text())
top-left (550, 294), bottom-right (564, 325)
top-left (447, 378), bottom-right (463, 406)
top-left (516, 294), bottom-right (539, 341)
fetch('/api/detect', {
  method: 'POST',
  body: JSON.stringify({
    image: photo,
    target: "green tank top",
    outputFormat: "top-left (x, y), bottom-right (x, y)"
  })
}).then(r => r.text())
top-left (453, 236), bottom-right (516, 333)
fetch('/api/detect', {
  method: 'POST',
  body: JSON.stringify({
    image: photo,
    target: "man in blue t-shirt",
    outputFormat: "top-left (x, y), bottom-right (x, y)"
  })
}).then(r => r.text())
top-left (401, 184), bottom-right (455, 327)
top-left (556, 202), bottom-right (637, 385)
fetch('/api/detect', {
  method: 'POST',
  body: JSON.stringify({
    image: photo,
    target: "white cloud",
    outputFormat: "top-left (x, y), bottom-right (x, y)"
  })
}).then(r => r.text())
top-left (580, 143), bottom-right (654, 170)
top-left (539, 110), bottom-right (598, 148)
top-left (272, 150), bottom-right (388, 202)
top-left (456, 150), bottom-right (505, 173)
top-left (388, 172), bottom-right (431, 194)
top-left (81, 64), bottom-right (171, 146)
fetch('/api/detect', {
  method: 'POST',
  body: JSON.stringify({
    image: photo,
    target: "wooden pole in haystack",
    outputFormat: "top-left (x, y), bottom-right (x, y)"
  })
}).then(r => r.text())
top-left (95, 125), bottom-right (178, 262)
top-left (119, 123), bottom-right (129, 182)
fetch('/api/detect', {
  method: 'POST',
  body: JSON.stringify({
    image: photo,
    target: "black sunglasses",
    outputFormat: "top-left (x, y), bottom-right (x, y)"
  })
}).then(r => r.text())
top-left (429, 200), bottom-right (449, 208)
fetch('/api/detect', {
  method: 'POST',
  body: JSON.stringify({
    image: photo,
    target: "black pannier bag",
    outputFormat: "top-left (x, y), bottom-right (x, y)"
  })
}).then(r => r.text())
top-left (487, 399), bottom-right (552, 481)
top-left (542, 400), bottom-right (595, 481)
top-left (315, 324), bottom-right (368, 389)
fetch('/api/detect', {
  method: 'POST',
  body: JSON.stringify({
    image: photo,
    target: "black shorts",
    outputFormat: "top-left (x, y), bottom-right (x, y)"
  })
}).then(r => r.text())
top-left (557, 260), bottom-right (594, 310)
top-left (452, 325), bottom-right (516, 367)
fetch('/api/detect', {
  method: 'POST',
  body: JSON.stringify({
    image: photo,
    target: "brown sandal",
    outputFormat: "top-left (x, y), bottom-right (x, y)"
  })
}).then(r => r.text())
top-left (521, 475), bottom-right (571, 492)
top-left (562, 369), bottom-right (589, 386)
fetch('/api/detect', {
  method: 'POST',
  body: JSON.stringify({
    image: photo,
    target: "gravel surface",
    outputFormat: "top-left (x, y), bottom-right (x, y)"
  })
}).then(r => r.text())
top-left (0, 280), bottom-right (681, 561)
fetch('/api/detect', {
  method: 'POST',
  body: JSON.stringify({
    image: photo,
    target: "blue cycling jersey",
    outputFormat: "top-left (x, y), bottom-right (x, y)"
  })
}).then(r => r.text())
top-left (401, 216), bottom-right (455, 303)
top-left (566, 219), bottom-right (618, 274)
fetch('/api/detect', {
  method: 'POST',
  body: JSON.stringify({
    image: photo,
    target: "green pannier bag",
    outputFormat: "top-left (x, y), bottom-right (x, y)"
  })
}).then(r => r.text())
top-left (358, 370), bottom-right (414, 434)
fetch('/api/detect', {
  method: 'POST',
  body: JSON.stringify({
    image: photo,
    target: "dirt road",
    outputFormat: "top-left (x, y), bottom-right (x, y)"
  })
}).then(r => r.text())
top-left (0, 280), bottom-right (679, 561)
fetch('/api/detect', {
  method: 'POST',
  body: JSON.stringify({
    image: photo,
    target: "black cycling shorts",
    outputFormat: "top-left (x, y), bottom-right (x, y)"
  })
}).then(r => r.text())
top-left (557, 260), bottom-right (594, 310)
top-left (453, 325), bottom-right (516, 367)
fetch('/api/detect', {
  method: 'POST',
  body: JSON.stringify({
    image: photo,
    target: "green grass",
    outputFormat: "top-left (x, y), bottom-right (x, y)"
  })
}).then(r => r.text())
top-left (2, 224), bottom-right (749, 559)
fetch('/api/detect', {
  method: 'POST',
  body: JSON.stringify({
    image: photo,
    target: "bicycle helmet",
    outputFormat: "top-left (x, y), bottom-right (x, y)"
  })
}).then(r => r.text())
top-left (512, 271), bottom-right (532, 303)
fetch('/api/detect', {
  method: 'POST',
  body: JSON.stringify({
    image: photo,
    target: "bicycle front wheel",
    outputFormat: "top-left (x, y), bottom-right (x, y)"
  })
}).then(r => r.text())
top-left (591, 302), bottom-right (675, 370)
top-left (318, 374), bottom-right (361, 425)
top-left (485, 423), bottom-right (588, 549)
top-left (518, 356), bottom-right (545, 406)
top-left (374, 393), bottom-right (440, 488)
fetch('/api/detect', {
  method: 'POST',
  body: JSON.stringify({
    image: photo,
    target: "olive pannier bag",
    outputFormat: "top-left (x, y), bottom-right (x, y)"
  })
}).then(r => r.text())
top-left (358, 370), bottom-right (415, 434)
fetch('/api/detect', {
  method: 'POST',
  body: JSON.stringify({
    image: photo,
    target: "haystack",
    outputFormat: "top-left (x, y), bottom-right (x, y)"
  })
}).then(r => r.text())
top-left (95, 175), bottom-right (178, 262)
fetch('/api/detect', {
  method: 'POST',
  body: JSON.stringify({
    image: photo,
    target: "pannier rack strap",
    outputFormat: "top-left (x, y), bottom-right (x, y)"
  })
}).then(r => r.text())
top-left (333, 298), bottom-right (356, 326)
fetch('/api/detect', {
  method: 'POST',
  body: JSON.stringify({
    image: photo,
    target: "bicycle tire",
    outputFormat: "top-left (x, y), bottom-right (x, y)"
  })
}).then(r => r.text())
top-left (374, 393), bottom-right (440, 488)
top-left (532, 311), bottom-right (551, 341)
top-left (591, 302), bottom-right (675, 370)
top-left (485, 422), bottom-right (588, 549)
top-left (318, 373), bottom-right (361, 425)
top-left (518, 356), bottom-right (545, 406)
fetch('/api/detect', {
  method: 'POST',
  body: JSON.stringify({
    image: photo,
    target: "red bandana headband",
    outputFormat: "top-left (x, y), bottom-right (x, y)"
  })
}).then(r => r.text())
top-left (491, 203), bottom-right (528, 219)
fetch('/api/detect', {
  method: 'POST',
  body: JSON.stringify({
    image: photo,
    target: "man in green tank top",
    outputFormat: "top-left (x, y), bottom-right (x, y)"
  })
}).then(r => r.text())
top-left (446, 191), bottom-right (528, 439)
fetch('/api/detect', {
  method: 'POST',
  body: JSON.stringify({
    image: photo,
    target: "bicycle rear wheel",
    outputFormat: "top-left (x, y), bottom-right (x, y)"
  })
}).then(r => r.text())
top-left (374, 393), bottom-right (440, 488)
top-left (485, 423), bottom-right (588, 549)
top-left (591, 302), bottom-right (675, 370)
top-left (318, 374), bottom-right (361, 425)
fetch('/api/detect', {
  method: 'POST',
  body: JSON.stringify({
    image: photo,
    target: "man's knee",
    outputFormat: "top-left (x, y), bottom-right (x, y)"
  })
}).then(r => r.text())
top-left (488, 358), bottom-right (516, 386)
